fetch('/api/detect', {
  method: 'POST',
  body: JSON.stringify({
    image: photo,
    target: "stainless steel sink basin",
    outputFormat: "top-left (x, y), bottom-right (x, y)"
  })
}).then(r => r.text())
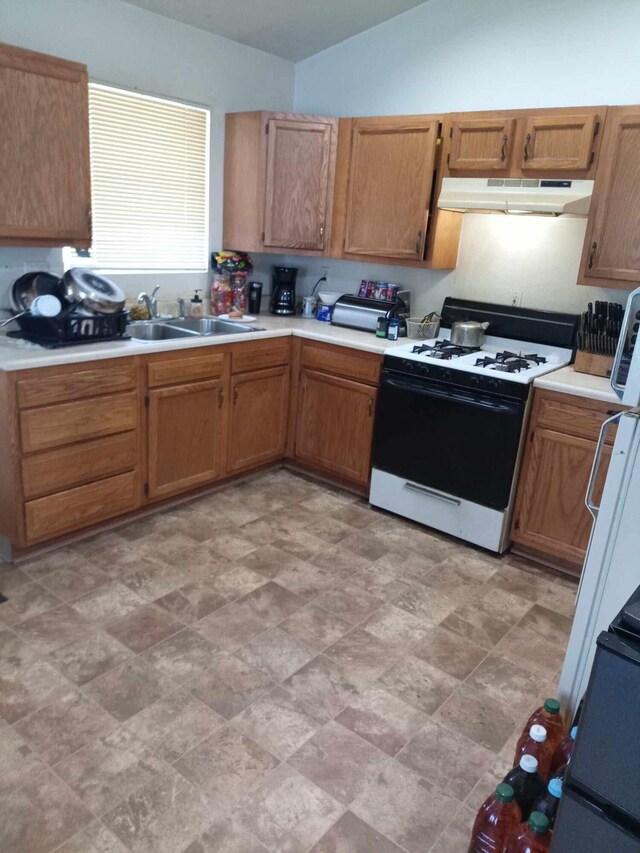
top-left (128, 323), bottom-right (199, 342)
top-left (165, 317), bottom-right (258, 335)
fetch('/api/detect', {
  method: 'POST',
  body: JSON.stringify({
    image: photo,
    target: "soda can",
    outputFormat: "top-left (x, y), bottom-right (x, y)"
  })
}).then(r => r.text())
top-left (366, 281), bottom-right (377, 298)
top-left (375, 283), bottom-right (387, 300)
top-left (386, 284), bottom-right (399, 300)
top-left (358, 280), bottom-right (369, 297)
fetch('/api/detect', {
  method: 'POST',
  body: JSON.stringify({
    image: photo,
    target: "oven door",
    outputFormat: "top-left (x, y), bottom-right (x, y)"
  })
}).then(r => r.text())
top-left (372, 369), bottom-right (527, 510)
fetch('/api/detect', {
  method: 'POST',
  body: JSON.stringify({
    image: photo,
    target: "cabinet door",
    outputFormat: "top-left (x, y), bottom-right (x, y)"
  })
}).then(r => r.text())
top-left (147, 379), bottom-right (225, 499)
top-left (448, 118), bottom-right (515, 171)
top-left (0, 43), bottom-right (90, 246)
top-left (295, 369), bottom-right (376, 486)
top-left (263, 118), bottom-right (334, 250)
top-left (343, 116), bottom-right (439, 259)
top-left (520, 113), bottom-right (598, 172)
top-left (227, 366), bottom-right (289, 474)
top-left (512, 427), bottom-right (611, 572)
top-left (580, 107), bottom-right (640, 286)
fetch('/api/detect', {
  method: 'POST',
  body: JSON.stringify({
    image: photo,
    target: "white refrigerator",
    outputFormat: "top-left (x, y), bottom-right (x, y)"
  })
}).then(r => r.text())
top-left (558, 285), bottom-right (640, 715)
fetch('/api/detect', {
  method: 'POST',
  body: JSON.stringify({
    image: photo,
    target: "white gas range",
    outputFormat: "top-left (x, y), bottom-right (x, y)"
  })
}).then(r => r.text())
top-left (369, 298), bottom-right (578, 553)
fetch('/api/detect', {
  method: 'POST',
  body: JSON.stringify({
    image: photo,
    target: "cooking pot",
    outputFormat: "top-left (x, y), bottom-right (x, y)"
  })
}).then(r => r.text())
top-left (61, 268), bottom-right (126, 315)
top-left (450, 319), bottom-right (490, 348)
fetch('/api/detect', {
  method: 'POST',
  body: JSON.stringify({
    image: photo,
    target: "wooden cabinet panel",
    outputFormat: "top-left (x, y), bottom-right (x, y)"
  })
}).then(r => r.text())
top-left (343, 116), bottom-right (439, 259)
top-left (231, 337), bottom-right (290, 374)
top-left (0, 42), bottom-right (90, 247)
top-left (535, 390), bottom-right (623, 443)
top-left (580, 107), bottom-right (640, 287)
top-left (512, 427), bottom-right (610, 572)
top-left (24, 470), bottom-right (138, 544)
top-left (147, 379), bottom-right (225, 499)
top-left (20, 391), bottom-right (137, 453)
top-left (263, 119), bottom-right (334, 250)
top-left (520, 113), bottom-right (598, 172)
top-left (295, 369), bottom-right (377, 486)
top-left (300, 340), bottom-right (381, 386)
top-left (22, 432), bottom-right (138, 499)
top-left (228, 367), bottom-right (289, 473)
top-left (16, 361), bottom-right (136, 408)
top-left (148, 352), bottom-right (225, 388)
top-left (448, 118), bottom-right (515, 171)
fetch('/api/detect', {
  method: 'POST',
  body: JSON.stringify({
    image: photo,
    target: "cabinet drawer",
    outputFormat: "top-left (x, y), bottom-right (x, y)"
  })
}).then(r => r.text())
top-left (231, 337), bottom-right (290, 374)
top-left (24, 470), bottom-right (138, 544)
top-left (16, 360), bottom-right (136, 408)
top-left (20, 391), bottom-right (137, 453)
top-left (534, 390), bottom-right (624, 443)
top-left (22, 432), bottom-right (138, 499)
top-left (148, 352), bottom-right (225, 387)
top-left (300, 340), bottom-right (381, 385)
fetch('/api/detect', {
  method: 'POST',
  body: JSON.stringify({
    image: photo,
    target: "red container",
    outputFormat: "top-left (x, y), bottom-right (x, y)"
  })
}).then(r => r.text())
top-left (468, 783), bottom-right (521, 853)
top-left (514, 725), bottom-right (553, 780)
top-left (519, 699), bottom-right (564, 755)
top-left (506, 812), bottom-right (551, 853)
top-left (550, 726), bottom-right (577, 776)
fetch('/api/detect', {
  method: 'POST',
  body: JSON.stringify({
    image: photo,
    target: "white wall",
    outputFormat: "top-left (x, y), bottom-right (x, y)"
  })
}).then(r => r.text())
top-left (0, 0), bottom-right (294, 312)
top-left (287, 0), bottom-right (638, 316)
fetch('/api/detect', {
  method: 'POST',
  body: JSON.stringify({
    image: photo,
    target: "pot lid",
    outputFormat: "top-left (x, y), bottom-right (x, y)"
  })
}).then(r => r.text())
top-left (63, 269), bottom-right (126, 313)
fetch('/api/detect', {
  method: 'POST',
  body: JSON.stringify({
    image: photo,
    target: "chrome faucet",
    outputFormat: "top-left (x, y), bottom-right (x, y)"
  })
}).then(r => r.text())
top-left (176, 297), bottom-right (186, 319)
top-left (137, 285), bottom-right (160, 319)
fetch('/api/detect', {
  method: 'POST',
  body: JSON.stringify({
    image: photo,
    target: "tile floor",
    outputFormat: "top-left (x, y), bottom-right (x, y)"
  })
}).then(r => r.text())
top-left (0, 468), bottom-right (576, 852)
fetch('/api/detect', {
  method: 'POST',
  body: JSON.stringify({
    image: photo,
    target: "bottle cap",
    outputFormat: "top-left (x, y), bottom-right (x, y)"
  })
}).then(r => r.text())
top-left (520, 754), bottom-right (539, 773)
top-left (548, 778), bottom-right (563, 798)
top-left (495, 783), bottom-right (515, 803)
top-left (544, 698), bottom-right (561, 715)
top-left (570, 726), bottom-right (578, 740)
top-left (530, 724), bottom-right (547, 743)
top-left (529, 811), bottom-right (550, 833)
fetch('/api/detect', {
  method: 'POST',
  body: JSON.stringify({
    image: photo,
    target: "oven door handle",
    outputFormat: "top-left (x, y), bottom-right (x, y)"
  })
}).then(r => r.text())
top-left (403, 481), bottom-right (461, 506)
top-left (383, 375), bottom-right (521, 412)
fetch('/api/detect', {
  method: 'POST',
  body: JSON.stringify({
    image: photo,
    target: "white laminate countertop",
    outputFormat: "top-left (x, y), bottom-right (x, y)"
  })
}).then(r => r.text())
top-left (0, 315), bottom-right (406, 372)
top-left (534, 365), bottom-right (621, 405)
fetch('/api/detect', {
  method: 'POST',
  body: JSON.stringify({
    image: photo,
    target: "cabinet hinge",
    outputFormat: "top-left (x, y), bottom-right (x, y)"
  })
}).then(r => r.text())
top-left (589, 151), bottom-right (595, 166)
top-left (449, 127), bottom-right (453, 138)
top-left (514, 518), bottom-right (520, 531)
top-left (261, 231), bottom-right (265, 242)
top-left (144, 395), bottom-right (150, 408)
top-left (594, 121), bottom-right (600, 137)
top-left (144, 483), bottom-right (149, 497)
top-left (265, 122), bottom-right (269, 134)
top-left (446, 153), bottom-right (450, 166)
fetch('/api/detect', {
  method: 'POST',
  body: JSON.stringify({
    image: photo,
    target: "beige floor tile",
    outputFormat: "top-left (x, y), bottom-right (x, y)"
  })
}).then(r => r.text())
top-left (347, 564), bottom-right (413, 602)
top-left (493, 623), bottom-right (568, 676)
top-left (339, 530), bottom-right (390, 562)
top-left (188, 651), bottom-right (274, 719)
top-left (54, 820), bottom-right (128, 852)
top-left (236, 627), bottom-right (316, 682)
top-left (280, 603), bottom-right (352, 651)
top-left (323, 627), bottom-right (400, 689)
top-left (240, 544), bottom-right (306, 580)
top-left (0, 581), bottom-right (61, 626)
top-left (314, 583), bottom-right (384, 625)
top-left (82, 658), bottom-right (172, 722)
top-left (185, 815), bottom-right (267, 852)
top-left (0, 719), bottom-right (44, 797)
top-left (310, 545), bottom-right (372, 579)
top-left (195, 600), bottom-right (269, 651)
top-left (206, 564), bottom-right (266, 600)
top-left (282, 655), bottom-right (361, 722)
top-left (394, 584), bottom-right (457, 625)
top-left (237, 580), bottom-right (306, 625)
top-left (0, 648), bottom-right (71, 724)
top-left (441, 602), bottom-right (513, 651)
top-left (174, 724), bottom-right (278, 810)
top-left (153, 581), bottom-right (226, 624)
top-left (139, 628), bottom-right (218, 685)
top-left (40, 563), bottom-right (110, 603)
top-left (429, 805), bottom-right (476, 853)
top-left (20, 548), bottom-right (88, 580)
top-left (310, 810), bottom-right (404, 852)
top-left (71, 583), bottom-right (147, 626)
top-left (273, 529), bottom-right (327, 561)
top-left (411, 625), bottom-right (487, 680)
top-left (361, 604), bottom-right (431, 650)
top-left (15, 603), bottom-right (92, 655)
top-left (434, 683), bottom-right (517, 753)
top-left (104, 603), bottom-right (183, 653)
top-left (336, 685), bottom-right (429, 756)
top-left (465, 654), bottom-right (540, 708)
top-left (378, 655), bottom-right (460, 715)
top-left (47, 632), bottom-right (133, 686)
top-left (275, 561), bottom-right (337, 600)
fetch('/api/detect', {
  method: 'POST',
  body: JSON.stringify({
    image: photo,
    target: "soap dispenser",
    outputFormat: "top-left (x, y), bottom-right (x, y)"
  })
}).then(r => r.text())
top-left (190, 289), bottom-right (204, 318)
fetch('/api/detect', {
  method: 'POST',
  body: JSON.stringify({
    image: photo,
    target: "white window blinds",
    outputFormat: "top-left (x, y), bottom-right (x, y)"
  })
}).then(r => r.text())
top-left (86, 83), bottom-right (209, 271)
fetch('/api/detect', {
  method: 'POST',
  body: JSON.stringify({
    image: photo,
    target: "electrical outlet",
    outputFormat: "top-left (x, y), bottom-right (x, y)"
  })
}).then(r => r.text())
top-left (511, 291), bottom-right (521, 307)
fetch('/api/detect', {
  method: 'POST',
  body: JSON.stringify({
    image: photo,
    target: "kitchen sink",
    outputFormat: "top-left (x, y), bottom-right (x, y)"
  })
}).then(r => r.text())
top-left (128, 316), bottom-right (262, 342)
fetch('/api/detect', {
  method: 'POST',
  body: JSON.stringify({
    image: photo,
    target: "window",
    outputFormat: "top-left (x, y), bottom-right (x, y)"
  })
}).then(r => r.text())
top-left (66, 83), bottom-right (209, 272)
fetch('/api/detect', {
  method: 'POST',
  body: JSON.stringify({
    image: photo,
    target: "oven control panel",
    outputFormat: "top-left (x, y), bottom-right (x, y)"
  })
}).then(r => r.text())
top-left (383, 357), bottom-right (530, 402)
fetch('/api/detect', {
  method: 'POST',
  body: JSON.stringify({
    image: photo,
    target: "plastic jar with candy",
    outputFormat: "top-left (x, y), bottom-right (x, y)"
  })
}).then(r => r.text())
top-left (211, 274), bottom-right (233, 316)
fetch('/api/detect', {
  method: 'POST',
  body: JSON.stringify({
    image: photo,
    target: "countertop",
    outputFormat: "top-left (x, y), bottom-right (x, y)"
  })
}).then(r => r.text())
top-left (0, 315), bottom-right (406, 371)
top-left (534, 365), bottom-right (622, 405)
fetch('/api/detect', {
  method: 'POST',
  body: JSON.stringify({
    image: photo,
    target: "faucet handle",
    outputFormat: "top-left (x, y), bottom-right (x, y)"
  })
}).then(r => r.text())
top-left (137, 292), bottom-right (147, 304)
top-left (151, 285), bottom-right (161, 298)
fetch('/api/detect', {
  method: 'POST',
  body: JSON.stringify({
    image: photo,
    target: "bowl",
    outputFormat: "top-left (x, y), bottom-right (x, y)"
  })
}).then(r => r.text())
top-left (317, 291), bottom-right (343, 306)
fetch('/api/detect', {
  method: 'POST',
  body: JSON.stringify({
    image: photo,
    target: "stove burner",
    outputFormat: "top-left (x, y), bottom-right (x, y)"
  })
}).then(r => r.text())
top-left (412, 340), bottom-right (480, 361)
top-left (475, 351), bottom-right (547, 373)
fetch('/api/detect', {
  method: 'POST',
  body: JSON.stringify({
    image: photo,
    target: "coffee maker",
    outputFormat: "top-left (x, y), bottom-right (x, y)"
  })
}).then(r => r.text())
top-left (270, 266), bottom-right (297, 316)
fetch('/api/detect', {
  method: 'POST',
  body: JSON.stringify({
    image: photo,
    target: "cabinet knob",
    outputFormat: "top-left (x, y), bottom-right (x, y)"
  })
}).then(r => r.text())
top-left (588, 241), bottom-right (598, 270)
top-left (523, 132), bottom-right (532, 162)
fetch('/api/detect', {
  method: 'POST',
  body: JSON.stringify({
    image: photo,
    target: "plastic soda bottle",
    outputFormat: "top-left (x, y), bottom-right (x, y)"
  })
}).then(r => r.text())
top-left (519, 699), bottom-right (564, 753)
top-left (531, 778), bottom-right (563, 830)
top-left (513, 725), bottom-right (552, 779)
top-left (468, 783), bottom-right (522, 853)
top-left (506, 811), bottom-right (551, 852)
top-left (550, 727), bottom-right (577, 776)
top-left (503, 755), bottom-right (546, 820)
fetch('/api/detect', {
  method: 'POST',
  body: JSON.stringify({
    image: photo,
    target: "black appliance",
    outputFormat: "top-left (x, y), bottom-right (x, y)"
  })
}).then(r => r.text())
top-left (270, 266), bottom-right (297, 316)
top-left (552, 586), bottom-right (640, 851)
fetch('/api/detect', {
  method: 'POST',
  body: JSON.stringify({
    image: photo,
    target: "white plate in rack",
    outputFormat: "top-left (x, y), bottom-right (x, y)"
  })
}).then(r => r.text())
top-left (218, 314), bottom-right (257, 322)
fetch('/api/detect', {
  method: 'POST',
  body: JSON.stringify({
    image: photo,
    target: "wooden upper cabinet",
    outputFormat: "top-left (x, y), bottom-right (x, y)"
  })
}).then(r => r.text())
top-left (342, 116), bottom-right (440, 259)
top-left (223, 111), bottom-right (337, 255)
top-left (447, 118), bottom-right (515, 172)
top-left (263, 119), bottom-right (334, 251)
top-left (579, 106), bottom-right (640, 288)
top-left (0, 42), bottom-right (91, 247)
top-left (519, 113), bottom-right (598, 172)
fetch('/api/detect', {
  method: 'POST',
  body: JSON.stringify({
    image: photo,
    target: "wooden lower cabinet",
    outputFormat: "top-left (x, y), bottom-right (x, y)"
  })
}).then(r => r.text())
top-left (294, 368), bottom-right (377, 487)
top-left (511, 388), bottom-right (624, 575)
top-left (147, 379), bottom-right (225, 499)
top-left (227, 366), bottom-right (289, 474)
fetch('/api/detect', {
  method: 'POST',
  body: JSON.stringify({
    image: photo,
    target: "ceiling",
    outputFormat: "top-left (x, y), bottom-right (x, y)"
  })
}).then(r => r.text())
top-left (122, 0), bottom-right (429, 61)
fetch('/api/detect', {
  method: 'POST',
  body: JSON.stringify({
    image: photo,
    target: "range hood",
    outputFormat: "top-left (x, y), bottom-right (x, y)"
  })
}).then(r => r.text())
top-left (437, 177), bottom-right (594, 215)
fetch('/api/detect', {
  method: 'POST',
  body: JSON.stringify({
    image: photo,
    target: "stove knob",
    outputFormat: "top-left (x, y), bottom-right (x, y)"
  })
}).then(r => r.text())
top-left (441, 369), bottom-right (452, 382)
top-left (470, 376), bottom-right (481, 387)
top-left (487, 378), bottom-right (499, 391)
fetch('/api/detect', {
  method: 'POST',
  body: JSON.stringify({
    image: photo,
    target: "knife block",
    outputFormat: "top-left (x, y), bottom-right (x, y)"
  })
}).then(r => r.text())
top-left (574, 350), bottom-right (615, 378)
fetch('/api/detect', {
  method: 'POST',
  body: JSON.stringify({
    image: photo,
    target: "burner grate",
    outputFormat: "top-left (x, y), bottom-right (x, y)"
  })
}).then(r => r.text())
top-left (412, 340), bottom-right (480, 361)
top-left (475, 350), bottom-right (547, 373)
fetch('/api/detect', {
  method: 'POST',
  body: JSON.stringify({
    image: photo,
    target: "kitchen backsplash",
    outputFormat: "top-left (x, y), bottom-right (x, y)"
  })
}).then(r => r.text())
top-left (0, 213), bottom-right (628, 322)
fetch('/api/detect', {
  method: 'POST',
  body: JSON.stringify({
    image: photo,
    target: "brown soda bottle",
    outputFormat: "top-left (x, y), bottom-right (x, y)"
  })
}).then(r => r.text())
top-left (503, 755), bottom-right (546, 820)
top-left (506, 811), bottom-right (551, 853)
top-left (513, 725), bottom-right (552, 780)
top-left (468, 783), bottom-right (522, 853)
top-left (531, 777), bottom-right (563, 830)
top-left (550, 726), bottom-right (577, 776)
top-left (519, 699), bottom-right (564, 754)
